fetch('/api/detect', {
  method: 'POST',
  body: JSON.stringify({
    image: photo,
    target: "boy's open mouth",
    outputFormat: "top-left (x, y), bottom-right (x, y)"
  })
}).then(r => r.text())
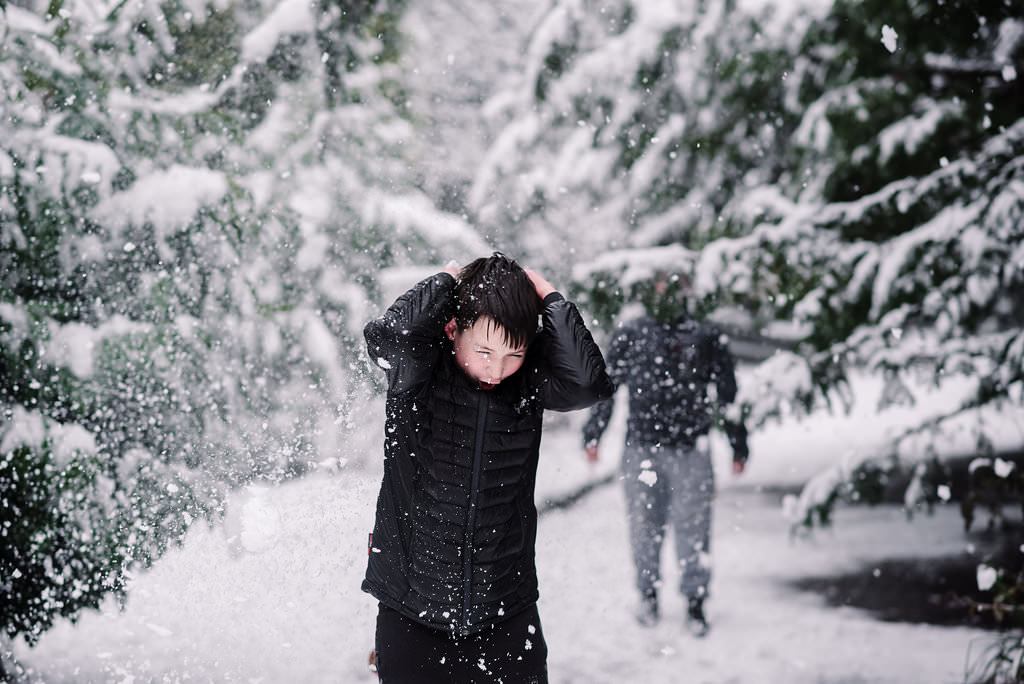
top-left (478, 380), bottom-right (497, 390)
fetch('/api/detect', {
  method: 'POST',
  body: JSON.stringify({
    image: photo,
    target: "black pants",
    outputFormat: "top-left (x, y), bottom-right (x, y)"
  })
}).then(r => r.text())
top-left (375, 603), bottom-right (548, 683)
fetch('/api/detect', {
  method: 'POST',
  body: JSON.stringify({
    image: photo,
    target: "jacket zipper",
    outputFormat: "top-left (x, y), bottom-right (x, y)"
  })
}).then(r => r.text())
top-left (463, 391), bottom-right (488, 630)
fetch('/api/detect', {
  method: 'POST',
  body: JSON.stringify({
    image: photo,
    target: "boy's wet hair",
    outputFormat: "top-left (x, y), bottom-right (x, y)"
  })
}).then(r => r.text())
top-left (453, 253), bottom-right (541, 350)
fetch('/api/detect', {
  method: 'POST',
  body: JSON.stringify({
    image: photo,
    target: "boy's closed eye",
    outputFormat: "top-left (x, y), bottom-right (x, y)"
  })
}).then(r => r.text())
top-left (476, 347), bottom-right (524, 359)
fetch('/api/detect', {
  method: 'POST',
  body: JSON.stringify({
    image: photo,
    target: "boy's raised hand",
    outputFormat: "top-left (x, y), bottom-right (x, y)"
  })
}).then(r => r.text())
top-left (443, 260), bottom-right (461, 278)
top-left (524, 269), bottom-right (556, 300)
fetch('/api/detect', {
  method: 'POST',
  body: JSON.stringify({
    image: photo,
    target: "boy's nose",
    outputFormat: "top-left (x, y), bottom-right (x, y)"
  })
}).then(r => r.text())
top-left (498, 360), bottom-right (514, 380)
top-left (484, 364), bottom-right (505, 383)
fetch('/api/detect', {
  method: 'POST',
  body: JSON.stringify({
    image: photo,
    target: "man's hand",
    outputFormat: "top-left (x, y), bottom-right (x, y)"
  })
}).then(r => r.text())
top-left (524, 269), bottom-right (557, 300)
top-left (585, 444), bottom-right (599, 463)
top-left (732, 460), bottom-right (745, 476)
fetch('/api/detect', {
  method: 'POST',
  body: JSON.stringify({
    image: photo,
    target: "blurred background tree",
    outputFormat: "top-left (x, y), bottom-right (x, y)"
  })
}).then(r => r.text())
top-left (470, 0), bottom-right (1023, 520)
top-left (0, 0), bottom-right (490, 649)
top-left (471, 2), bottom-right (1023, 673)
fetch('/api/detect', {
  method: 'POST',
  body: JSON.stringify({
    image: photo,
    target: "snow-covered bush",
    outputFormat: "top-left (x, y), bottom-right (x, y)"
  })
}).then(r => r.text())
top-left (0, 413), bottom-right (123, 645)
top-left (964, 562), bottom-right (1024, 682)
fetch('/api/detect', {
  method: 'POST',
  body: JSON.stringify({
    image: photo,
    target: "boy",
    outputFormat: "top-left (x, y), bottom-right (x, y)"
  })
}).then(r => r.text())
top-left (363, 253), bottom-right (613, 683)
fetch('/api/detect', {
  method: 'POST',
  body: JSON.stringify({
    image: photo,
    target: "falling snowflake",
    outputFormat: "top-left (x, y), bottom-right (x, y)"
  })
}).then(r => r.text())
top-left (994, 458), bottom-right (1015, 478)
top-left (638, 470), bottom-right (658, 487)
top-left (880, 25), bottom-right (898, 53)
top-left (977, 564), bottom-right (998, 591)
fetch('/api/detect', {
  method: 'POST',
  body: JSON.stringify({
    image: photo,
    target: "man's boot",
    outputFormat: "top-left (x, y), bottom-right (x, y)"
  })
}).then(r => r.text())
top-left (635, 589), bottom-right (659, 627)
top-left (686, 596), bottom-right (709, 637)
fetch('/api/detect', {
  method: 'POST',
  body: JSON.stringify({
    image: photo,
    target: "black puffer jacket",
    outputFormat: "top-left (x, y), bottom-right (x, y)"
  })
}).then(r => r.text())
top-left (582, 315), bottom-right (748, 460)
top-left (362, 273), bottom-right (613, 635)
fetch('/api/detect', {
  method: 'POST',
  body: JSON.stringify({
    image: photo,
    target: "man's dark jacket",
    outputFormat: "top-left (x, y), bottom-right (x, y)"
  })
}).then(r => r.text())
top-left (582, 315), bottom-right (748, 460)
top-left (362, 273), bottom-right (613, 635)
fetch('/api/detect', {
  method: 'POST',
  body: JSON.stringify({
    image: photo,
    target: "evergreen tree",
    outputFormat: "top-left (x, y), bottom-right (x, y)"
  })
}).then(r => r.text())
top-left (472, 0), bottom-right (1024, 516)
top-left (469, 0), bottom-right (812, 281)
top-left (1, 0), bottom-right (489, 650)
top-left (710, 0), bottom-right (1023, 521)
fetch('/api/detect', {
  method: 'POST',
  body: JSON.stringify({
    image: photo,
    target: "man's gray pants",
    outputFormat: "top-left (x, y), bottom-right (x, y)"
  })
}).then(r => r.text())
top-left (621, 442), bottom-right (714, 600)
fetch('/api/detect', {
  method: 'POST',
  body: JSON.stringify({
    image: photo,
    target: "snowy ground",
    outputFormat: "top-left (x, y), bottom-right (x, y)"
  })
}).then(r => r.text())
top-left (10, 467), bottom-right (991, 684)
top-left (11, 374), bottom-right (1020, 683)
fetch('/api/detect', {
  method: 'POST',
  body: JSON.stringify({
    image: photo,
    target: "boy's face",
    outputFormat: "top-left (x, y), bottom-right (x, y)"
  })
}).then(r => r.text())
top-left (445, 317), bottom-right (527, 390)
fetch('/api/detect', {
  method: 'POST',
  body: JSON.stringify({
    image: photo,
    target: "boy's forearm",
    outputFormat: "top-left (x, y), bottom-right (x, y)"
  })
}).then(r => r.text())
top-left (539, 297), bottom-right (615, 411)
top-left (364, 272), bottom-right (456, 392)
top-left (394, 272), bottom-right (456, 334)
top-left (367, 273), bottom-right (455, 342)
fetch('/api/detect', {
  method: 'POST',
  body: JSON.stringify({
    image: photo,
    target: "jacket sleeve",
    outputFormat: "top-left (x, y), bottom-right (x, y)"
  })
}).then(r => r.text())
top-left (723, 419), bottom-right (749, 464)
top-left (581, 325), bottom-right (632, 445)
top-left (534, 293), bottom-right (615, 412)
top-left (363, 273), bottom-right (456, 395)
top-left (708, 328), bottom-right (749, 463)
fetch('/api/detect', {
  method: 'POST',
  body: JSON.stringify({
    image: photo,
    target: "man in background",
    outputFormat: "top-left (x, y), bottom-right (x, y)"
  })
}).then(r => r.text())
top-left (582, 273), bottom-right (748, 637)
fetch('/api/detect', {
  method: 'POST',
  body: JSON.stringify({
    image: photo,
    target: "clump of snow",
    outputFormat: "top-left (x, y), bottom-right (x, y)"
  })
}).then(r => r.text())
top-left (637, 469), bottom-right (658, 487)
top-left (222, 485), bottom-right (283, 555)
top-left (880, 25), bottom-right (898, 53)
top-left (240, 0), bottom-right (314, 62)
top-left (45, 321), bottom-right (98, 378)
top-left (43, 315), bottom-right (150, 379)
top-left (977, 564), bottom-right (998, 591)
top-left (91, 165), bottom-right (229, 261)
top-left (902, 462), bottom-right (933, 514)
top-left (870, 203), bottom-right (981, 321)
top-left (0, 407), bottom-right (47, 454)
top-left (37, 135), bottom-right (121, 201)
top-left (0, 303), bottom-right (29, 338)
top-left (296, 310), bottom-right (347, 389)
top-left (359, 191), bottom-right (493, 258)
top-left (571, 245), bottom-right (697, 289)
top-left (0, 408), bottom-right (96, 469)
top-left (736, 351), bottom-right (817, 425)
top-left (969, 457), bottom-right (1016, 479)
top-left (877, 100), bottom-right (961, 164)
top-left (48, 422), bottom-right (98, 469)
top-left (994, 19), bottom-right (1024, 66)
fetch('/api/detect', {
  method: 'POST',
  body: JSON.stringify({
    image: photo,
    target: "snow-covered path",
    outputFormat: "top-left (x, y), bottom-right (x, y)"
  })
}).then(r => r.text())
top-left (538, 481), bottom-right (983, 684)
top-left (14, 419), bottom-right (992, 683)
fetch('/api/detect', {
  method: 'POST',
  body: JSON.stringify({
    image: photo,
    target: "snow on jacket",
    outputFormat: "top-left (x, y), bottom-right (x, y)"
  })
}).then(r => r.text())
top-left (582, 315), bottom-right (748, 461)
top-left (362, 272), bottom-right (614, 635)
